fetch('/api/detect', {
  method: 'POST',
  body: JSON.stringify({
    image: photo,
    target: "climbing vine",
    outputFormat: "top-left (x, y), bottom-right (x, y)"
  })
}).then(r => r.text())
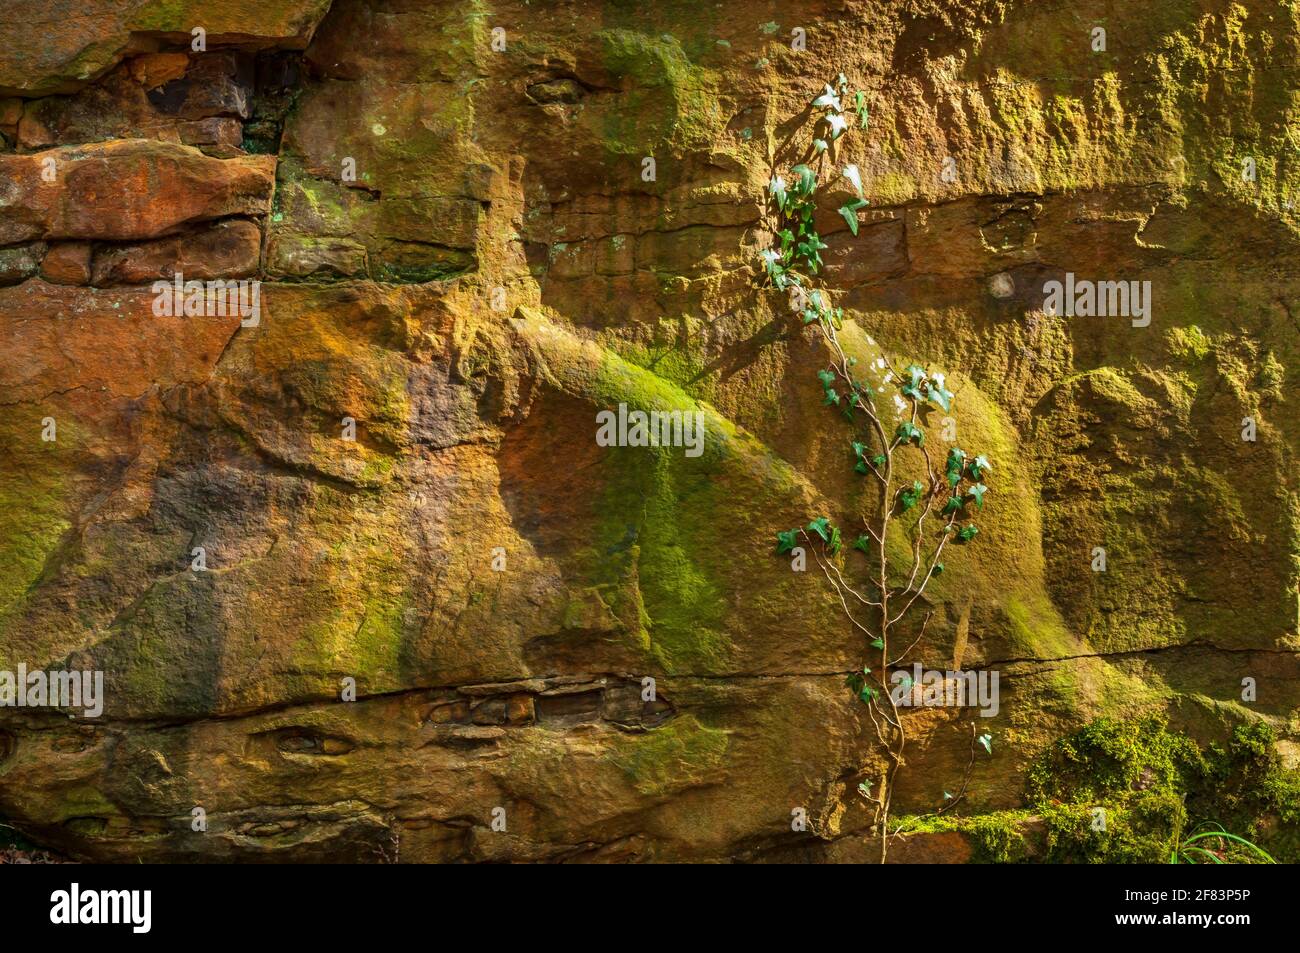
top-left (762, 77), bottom-right (995, 863)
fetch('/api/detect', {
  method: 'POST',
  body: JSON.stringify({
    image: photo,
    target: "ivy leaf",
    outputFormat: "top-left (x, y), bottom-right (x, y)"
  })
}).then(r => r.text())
top-left (957, 524), bottom-right (979, 542)
top-left (871, 454), bottom-right (887, 467)
top-left (775, 529), bottom-right (800, 554)
top-left (791, 164), bottom-right (816, 195)
top-left (978, 733), bottom-right (993, 755)
top-left (899, 364), bottom-right (927, 402)
top-left (967, 455), bottom-right (992, 480)
top-left (898, 480), bottom-right (924, 511)
top-left (827, 525), bottom-right (842, 555)
top-left (817, 369), bottom-right (836, 390)
top-left (945, 447), bottom-right (967, 486)
top-left (807, 517), bottom-right (832, 543)
top-left (853, 535), bottom-right (872, 555)
top-left (812, 138), bottom-right (828, 154)
top-left (933, 562), bottom-right (945, 576)
top-left (843, 164), bottom-right (863, 197)
top-left (869, 637), bottom-right (884, 649)
top-left (837, 198), bottom-right (868, 235)
top-left (942, 495), bottom-right (962, 515)
top-left (823, 388), bottom-right (840, 406)
top-left (825, 113), bottom-right (848, 139)
top-left (895, 421), bottom-right (924, 447)
top-left (767, 174), bottom-right (787, 209)
top-left (943, 790), bottom-right (954, 801)
top-left (811, 84), bottom-right (842, 112)
top-left (858, 781), bottom-right (873, 797)
top-left (966, 483), bottom-right (989, 507)
top-left (858, 685), bottom-right (876, 703)
top-left (929, 380), bottom-right (954, 412)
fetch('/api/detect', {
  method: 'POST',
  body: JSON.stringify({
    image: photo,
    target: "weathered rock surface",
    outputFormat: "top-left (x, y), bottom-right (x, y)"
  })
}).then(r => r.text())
top-left (0, 0), bottom-right (1297, 862)
top-left (0, 0), bottom-right (332, 97)
top-left (0, 140), bottom-right (275, 244)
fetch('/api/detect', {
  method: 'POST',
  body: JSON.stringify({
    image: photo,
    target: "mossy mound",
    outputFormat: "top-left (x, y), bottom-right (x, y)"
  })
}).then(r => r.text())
top-left (899, 715), bottom-right (1300, 863)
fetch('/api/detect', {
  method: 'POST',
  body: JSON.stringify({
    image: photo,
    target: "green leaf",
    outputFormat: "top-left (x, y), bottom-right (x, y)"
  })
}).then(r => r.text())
top-left (807, 517), bottom-right (832, 543)
top-left (968, 454), bottom-right (992, 479)
top-left (767, 175), bottom-right (787, 209)
top-left (838, 203), bottom-right (860, 235)
top-left (853, 535), bottom-right (872, 554)
top-left (811, 84), bottom-right (842, 112)
top-left (966, 483), bottom-right (989, 507)
top-left (823, 388), bottom-right (840, 406)
top-left (945, 447), bottom-right (967, 486)
top-left (776, 529), bottom-right (800, 555)
top-left (869, 638), bottom-right (884, 649)
top-left (898, 480), bottom-right (924, 512)
top-left (933, 562), bottom-right (944, 576)
top-left (791, 164), bottom-right (816, 195)
top-left (957, 524), bottom-right (979, 542)
top-left (871, 454), bottom-right (887, 467)
top-left (942, 495), bottom-right (962, 515)
top-left (977, 733), bottom-right (993, 755)
top-left (837, 198), bottom-right (868, 235)
top-left (929, 381), bottom-right (954, 412)
top-left (900, 365), bottom-right (927, 402)
top-left (812, 138), bottom-right (828, 154)
top-left (817, 369), bottom-right (836, 389)
top-left (858, 685), bottom-right (876, 703)
top-left (843, 164), bottom-right (863, 197)
top-left (895, 422), bottom-right (924, 447)
top-left (827, 525), bottom-right (842, 555)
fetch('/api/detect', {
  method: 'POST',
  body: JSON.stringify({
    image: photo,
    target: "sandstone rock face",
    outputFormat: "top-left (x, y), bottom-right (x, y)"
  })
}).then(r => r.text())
top-left (0, 0), bottom-right (332, 97)
top-left (0, 0), bottom-right (1297, 863)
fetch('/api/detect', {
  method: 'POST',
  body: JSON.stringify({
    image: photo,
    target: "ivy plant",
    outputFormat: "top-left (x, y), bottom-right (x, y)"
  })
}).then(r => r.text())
top-left (764, 77), bottom-right (996, 864)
